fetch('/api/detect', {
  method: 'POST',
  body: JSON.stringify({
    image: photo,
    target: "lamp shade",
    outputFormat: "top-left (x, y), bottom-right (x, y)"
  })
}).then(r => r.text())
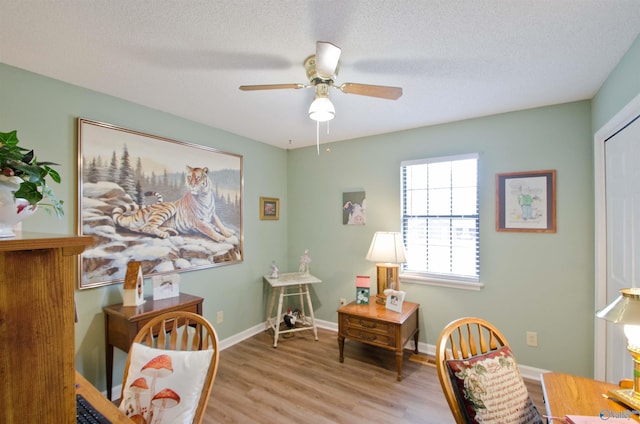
top-left (308, 97), bottom-right (335, 122)
top-left (596, 288), bottom-right (640, 324)
top-left (365, 232), bottom-right (407, 264)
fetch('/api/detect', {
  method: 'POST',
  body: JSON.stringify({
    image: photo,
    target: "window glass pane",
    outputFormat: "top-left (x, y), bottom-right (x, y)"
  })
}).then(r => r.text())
top-left (428, 162), bottom-right (451, 188)
top-left (406, 188), bottom-right (428, 215)
top-left (428, 188), bottom-right (451, 215)
top-left (451, 186), bottom-right (477, 215)
top-left (451, 159), bottom-right (477, 186)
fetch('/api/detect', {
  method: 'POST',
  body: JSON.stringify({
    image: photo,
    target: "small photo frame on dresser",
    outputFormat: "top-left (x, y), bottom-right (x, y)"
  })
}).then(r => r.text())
top-left (152, 273), bottom-right (180, 300)
top-left (385, 290), bottom-right (405, 313)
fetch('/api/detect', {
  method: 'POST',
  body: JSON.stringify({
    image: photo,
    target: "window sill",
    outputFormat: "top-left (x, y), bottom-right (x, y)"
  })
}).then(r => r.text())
top-left (400, 273), bottom-right (484, 291)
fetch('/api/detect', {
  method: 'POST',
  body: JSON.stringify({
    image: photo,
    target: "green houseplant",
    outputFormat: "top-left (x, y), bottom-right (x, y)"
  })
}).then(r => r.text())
top-left (0, 130), bottom-right (64, 218)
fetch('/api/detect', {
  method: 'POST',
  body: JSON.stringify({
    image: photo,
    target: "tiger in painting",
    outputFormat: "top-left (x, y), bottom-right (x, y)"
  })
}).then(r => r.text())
top-left (112, 166), bottom-right (233, 242)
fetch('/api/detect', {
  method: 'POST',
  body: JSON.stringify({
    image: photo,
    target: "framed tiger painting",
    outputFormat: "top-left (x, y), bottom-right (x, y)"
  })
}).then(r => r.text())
top-left (77, 118), bottom-right (243, 289)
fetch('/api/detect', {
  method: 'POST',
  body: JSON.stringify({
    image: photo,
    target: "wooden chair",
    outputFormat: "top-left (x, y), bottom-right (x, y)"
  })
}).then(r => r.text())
top-left (435, 317), bottom-right (540, 424)
top-left (120, 311), bottom-right (219, 424)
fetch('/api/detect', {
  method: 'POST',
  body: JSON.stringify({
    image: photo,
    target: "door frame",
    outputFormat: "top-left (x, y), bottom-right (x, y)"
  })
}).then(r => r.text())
top-left (594, 92), bottom-right (640, 380)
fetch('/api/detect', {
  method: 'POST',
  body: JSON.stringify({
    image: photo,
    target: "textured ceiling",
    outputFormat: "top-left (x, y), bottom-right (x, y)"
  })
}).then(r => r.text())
top-left (1, 0), bottom-right (640, 149)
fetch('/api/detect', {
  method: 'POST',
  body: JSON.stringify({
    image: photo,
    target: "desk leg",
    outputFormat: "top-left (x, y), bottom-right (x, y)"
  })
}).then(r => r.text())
top-left (303, 284), bottom-right (318, 340)
top-left (413, 329), bottom-right (420, 354)
top-left (106, 344), bottom-right (113, 400)
top-left (338, 334), bottom-right (345, 363)
top-left (105, 316), bottom-right (113, 400)
top-left (395, 350), bottom-right (403, 381)
top-left (273, 287), bottom-right (285, 348)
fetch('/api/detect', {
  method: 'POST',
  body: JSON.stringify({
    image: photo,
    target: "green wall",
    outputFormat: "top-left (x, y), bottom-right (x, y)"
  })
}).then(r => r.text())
top-left (288, 101), bottom-right (594, 376)
top-left (0, 63), bottom-right (288, 389)
top-left (0, 30), bottom-right (638, 390)
top-left (592, 34), bottom-right (640, 131)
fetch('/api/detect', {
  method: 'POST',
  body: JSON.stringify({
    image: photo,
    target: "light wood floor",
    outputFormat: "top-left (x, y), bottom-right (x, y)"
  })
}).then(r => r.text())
top-left (203, 327), bottom-right (544, 423)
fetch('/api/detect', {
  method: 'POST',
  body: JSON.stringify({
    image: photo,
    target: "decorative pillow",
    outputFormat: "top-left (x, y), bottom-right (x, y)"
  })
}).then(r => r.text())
top-left (119, 343), bottom-right (214, 424)
top-left (446, 346), bottom-right (543, 424)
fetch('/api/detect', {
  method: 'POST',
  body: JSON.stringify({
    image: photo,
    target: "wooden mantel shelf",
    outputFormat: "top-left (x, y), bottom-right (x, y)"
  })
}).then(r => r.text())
top-left (0, 231), bottom-right (93, 253)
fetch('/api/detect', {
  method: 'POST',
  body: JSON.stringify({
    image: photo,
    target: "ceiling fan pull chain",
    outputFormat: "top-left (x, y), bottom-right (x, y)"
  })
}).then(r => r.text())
top-left (316, 120), bottom-right (320, 155)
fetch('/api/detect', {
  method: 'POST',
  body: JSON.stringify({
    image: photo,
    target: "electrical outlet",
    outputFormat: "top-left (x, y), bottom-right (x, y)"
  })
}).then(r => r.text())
top-left (526, 331), bottom-right (538, 347)
top-left (216, 311), bottom-right (224, 324)
top-left (339, 298), bottom-right (346, 307)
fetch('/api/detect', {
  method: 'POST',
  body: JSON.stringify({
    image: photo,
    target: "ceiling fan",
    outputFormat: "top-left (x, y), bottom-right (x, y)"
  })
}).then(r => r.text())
top-left (239, 41), bottom-right (403, 124)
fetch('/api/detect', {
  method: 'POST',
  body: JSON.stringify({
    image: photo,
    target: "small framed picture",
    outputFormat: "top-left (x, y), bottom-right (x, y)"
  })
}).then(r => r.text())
top-left (152, 274), bottom-right (180, 300)
top-left (260, 197), bottom-right (280, 220)
top-left (385, 290), bottom-right (405, 313)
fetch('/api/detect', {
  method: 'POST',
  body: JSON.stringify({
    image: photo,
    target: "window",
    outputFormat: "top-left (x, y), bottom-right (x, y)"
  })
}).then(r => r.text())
top-left (400, 153), bottom-right (481, 290)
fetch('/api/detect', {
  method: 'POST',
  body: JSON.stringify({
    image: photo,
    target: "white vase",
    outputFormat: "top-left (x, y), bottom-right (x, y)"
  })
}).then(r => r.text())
top-left (0, 187), bottom-right (37, 238)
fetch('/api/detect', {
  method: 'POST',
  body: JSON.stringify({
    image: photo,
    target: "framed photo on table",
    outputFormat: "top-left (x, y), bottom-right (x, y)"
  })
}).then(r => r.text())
top-left (260, 197), bottom-right (279, 220)
top-left (385, 290), bottom-right (405, 313)
top-left (496, 170), bottom-right (556, 233)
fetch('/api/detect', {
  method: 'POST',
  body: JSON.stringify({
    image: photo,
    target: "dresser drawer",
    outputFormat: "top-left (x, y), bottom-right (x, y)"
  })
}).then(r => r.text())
top-left (342, 326), bottom-right (395, 348)
top-left (342, 315), bottom-right (393, 334)
top-left (340, 315), bottom-right (396, 348)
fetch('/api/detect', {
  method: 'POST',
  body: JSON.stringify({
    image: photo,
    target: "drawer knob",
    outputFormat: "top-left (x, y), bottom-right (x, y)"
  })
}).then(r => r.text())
top-left (358, 320), bottom-right (377, 329)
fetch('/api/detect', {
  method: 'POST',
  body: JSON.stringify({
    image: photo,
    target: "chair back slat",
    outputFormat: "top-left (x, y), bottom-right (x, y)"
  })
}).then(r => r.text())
top-left (467, 324), bottom-right (479, 357)
top-left (457, 327), bottom-right (470, 358)
top-left (489, 331), bottom-right (499, 351)
top-left (476, 324), bottom-right (489, 354)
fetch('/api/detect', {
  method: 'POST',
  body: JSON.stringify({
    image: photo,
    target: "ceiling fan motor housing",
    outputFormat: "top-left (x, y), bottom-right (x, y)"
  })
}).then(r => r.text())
top-left (304, 55), bottom-right (335, 86)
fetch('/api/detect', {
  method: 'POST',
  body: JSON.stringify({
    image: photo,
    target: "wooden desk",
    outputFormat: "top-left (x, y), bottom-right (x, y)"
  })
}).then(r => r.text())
top-left (541, 372), bottom-right (640, 422)
top-left (76, 371), bottom-right (133, 423)
top-left (103, 292), bottom-right (203, 399)
top-left (263, 272), bottom-right (321, 347)
top-left (337, 297), bottom-right (419, 381)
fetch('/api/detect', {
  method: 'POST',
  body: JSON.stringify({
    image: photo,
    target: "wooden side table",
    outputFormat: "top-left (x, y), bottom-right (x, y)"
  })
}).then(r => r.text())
top-left (337, 297), bottom-right (419, 381)
top-left (103, 292), bottom-right (203, 399)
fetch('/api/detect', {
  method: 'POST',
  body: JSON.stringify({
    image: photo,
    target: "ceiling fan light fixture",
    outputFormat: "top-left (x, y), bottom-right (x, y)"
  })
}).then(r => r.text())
top-left (308, 97), bottom-right (335, 122)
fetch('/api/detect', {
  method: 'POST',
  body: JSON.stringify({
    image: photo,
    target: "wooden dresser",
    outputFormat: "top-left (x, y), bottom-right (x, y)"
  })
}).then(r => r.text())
top-left (337, 297), bottom-right (420, 381)
top-left (0, 232), bottom-right (93, 424)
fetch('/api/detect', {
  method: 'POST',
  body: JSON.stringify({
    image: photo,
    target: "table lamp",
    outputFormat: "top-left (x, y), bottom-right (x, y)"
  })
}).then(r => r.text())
top-left (366, 231), bottom-right (407, 304)
top-left (596, 287), bottom-right (640, 410)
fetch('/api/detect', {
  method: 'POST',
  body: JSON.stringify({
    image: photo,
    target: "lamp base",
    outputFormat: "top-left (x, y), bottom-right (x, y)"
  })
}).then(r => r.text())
top-left (606, 388), bottom-right (640, 411)
top-left (376, 264), bottom-right (399, 304)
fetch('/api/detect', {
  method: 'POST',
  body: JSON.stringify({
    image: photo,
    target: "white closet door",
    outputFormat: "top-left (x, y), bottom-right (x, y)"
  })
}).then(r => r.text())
top-left (604, 114), bottom-right (640, 383)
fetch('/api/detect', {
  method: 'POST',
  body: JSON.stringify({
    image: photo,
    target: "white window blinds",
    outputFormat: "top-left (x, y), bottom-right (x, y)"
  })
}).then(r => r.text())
top-left (401, 153), bottom-right (480, 282)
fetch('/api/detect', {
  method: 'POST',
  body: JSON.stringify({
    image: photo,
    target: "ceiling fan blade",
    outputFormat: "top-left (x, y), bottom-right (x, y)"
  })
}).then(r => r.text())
top-left (315, 41), bottom-right (341, 78)
top-left (239, 83), bottom-right (307, 91)
top-left (338, 83), bottom-right (403, 100)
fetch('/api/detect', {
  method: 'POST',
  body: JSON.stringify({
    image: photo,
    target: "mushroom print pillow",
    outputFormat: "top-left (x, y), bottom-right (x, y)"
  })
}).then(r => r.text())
top-left (119, 343), bottom-right (214, 424)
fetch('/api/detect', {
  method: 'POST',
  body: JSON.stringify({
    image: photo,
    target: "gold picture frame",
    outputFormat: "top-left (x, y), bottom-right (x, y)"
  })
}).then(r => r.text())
top-left (77, 118), bottom-right (244, 289)
top-left (260, 197), bottom-right (279, 220)
top-left (496, 169), bottom-right (556, 233)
